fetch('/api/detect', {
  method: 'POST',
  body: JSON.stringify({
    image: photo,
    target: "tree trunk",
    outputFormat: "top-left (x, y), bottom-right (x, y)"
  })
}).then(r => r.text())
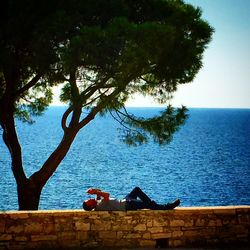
top-left (14, 127), bottom-right (80, 210)
top-left (0, 91), bottom-right (43, 210)
top-left (17, 179), bottom-right (42, 210)
top-left (1, 78), bottom-right (95, 210)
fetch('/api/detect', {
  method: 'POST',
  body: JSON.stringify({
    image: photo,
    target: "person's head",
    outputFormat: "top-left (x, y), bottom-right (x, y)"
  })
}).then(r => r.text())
top-left (83, 199), bottom-right (97, 211)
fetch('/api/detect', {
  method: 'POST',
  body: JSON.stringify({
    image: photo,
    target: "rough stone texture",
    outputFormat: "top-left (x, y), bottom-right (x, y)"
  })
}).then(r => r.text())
top-left (0, 206), bottom-right (249, 249)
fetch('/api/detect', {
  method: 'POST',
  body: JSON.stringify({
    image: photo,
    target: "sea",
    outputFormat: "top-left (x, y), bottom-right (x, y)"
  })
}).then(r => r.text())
top-left (0, 107), bottom-right (249, 210)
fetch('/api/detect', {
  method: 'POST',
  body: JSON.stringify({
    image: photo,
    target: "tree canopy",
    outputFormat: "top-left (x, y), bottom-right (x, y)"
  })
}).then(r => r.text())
top-left (0, 0), bottom-right (213, 210)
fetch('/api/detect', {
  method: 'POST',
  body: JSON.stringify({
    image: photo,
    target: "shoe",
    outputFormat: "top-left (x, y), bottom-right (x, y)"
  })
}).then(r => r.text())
top-left (165, 199), bottom-right (180, 210)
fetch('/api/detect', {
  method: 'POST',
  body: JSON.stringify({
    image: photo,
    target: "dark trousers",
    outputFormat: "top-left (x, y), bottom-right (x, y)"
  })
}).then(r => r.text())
top-left (125, 187), bottom-right (167, 210)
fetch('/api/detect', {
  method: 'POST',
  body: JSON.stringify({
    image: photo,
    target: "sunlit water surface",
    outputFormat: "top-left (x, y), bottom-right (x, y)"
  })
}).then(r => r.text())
top-left (0, 107), bottom-right (249, 210)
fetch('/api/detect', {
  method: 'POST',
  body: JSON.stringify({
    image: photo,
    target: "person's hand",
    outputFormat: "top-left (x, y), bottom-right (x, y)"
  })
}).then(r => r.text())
top-left (86, 188), bottom-right (101, 195)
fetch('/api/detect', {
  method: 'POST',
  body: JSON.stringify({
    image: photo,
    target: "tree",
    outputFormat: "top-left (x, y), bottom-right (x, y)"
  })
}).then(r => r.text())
top-left (0, 0), bottom-right (213, 210)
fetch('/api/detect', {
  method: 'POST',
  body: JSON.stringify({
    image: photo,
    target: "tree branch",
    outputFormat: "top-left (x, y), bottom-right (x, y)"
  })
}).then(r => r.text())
top-left (82, 89), bottom-right (110, 108)
top-left (31, 127), bottom-right (79, 187)
top-left (15, 74), bottom-right (42, 97)
top-left (79, 76), bottom-right (111, 103)
top-left (32, 105), bottom-right (82, 186)
top-left (114, 106), bottom-right (141, 124)
top-left (61, 106), bottom-right (73, 131)
top-left (0, 103), bottom-right (27, 185)
top-left (109, 110), bottom-right (131, 131)
top-left (109, 107), bottom-right (146, 140)
top-left (77, 87), bottom-right (120, 130)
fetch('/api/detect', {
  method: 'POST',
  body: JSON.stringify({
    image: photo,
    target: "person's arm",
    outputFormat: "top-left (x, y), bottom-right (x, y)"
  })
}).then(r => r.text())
top-left (87, 188), bottom-right (110, 201)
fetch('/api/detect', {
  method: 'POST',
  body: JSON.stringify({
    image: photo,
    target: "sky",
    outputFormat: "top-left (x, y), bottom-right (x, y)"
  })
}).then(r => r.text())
top-left (53, 0), bottom-right (250, 108)
top-left (174, 0), bottom-right (250, 108)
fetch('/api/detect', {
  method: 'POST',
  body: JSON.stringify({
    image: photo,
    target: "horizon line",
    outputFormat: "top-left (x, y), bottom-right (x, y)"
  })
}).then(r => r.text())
top-left (49, 104), bottom-right (250, 110)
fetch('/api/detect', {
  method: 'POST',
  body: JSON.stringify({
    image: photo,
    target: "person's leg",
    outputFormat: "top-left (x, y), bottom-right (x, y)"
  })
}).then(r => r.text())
top-left (163, 199), bottom-right (180, 210)
top-left (125, 187), bottom-right (153, 210)
top-left (143, 199), bottom-right (180, 210)
top-left (125, 187), bottom-right (151, 204)
top-left (125, 187), bottom-right (180, 210)
top-left (125, 200), bottom-right (148, 210)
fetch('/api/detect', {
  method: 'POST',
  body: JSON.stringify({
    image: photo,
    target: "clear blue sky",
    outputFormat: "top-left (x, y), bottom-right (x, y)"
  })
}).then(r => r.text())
top-left (127, 0), bottom-right (250, 108)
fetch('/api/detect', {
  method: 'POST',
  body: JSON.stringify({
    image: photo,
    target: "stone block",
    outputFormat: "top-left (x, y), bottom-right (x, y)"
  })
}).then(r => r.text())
top-left (102, 239), bottom-right (117, 246)
top-left (179, 226), bottom-right (192, 232)
top-left (59, 239), bottom-right (81, 248)
top-left (99, 231), bottom-right (117, 239)
top-left (238, 214), bottom-right (249, 224)
top-left (8, 213), bottom-right (29, 219)
top-left (124, 215), bottom-right (133, 219)
top-left (172, 230), bottom-right (184, 238)
top-left (153, 219), bottom-right (168, 227)
top-left (222, 218), bottom-right (231, 225)
top-left (112, 223), bottom-right (132, 231)
top-left (75, 221), bottom-right (90, 231)
top-left (14, 236), bottom-right (28, 242)
top-left (233, 225), bottom-right (248, 235)
top-left (195, 218), bottom-right (206, 227)
top-left (43, 223), bottom-right (55, 234)
top-left (6, 224), bottom-right (24, 234)
top-left (58, 231), bottom-right (76, 240)
top-left (55, 221), bottom-right (74, 232)
top-left (76, 231), bottom-right (89, 241)
top-left (88, 214), bottom-right (99, 219)
top-left (54, 217), bottom-right (72, 224)
top-left (114, 238), bottom-right (138, 247)
top-left (91, 221), bottom-right (111, 231)
top-left (24, 223), bottom-right (43, 234)
top-left (236, 207), bottom-right (250, 213)
top-left (0, 220), bottom-right (5, 233)
top-left (184, 219), bottom-right (194, 227)
top-left (116, 231), bottom-right (125, 239)
top-left (201, 227), bottom-right (216, 236)
top-left (183, 230), bottom-right (200, 237)
top-left (139, 239), bottom-right (156, 247)
top-left (134, 223), bottom-right (146, 231)
top-left (147, 220), bottom-right (153, 227)
top-left (0, 234), bottom-right (12, 241)
top-left (170, 219), bottom-right (185, 227)
top-left (148, 226), bottom-right (163, 234)
top-left (96, 211), bottom-right (110, 217)
top-left (125, 233), bottom-right (141, 239)
top-left (142, 232), bottom-right (151, 239)
top-left (151, 232), bottom-right (172, 239)
top-left (172, 239), bottom-right (183, 247)
top-left (31, 235), bottom-right (57, 241)
top-left (208, 219), bottom-right (222, 227)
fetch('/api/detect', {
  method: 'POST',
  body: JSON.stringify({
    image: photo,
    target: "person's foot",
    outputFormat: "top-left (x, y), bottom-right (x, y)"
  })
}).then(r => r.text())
top-left (164, 199), bottom-right (180, 210)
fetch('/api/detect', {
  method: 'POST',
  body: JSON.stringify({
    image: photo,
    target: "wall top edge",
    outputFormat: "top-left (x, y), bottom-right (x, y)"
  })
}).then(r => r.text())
top-left (0, 205), bottom-right (249, 215)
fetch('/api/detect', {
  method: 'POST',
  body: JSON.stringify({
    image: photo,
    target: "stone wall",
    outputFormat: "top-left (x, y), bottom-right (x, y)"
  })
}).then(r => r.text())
top-left (0, 206), bottom-right (249, 249)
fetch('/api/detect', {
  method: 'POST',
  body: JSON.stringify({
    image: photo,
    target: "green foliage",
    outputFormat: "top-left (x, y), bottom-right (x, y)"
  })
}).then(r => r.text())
top-left (15, 86), bottom-right (53, 123)
top-left (118, 106), bottom-right (188, 146)
top-left (1, 0), bottom-right (213, 145)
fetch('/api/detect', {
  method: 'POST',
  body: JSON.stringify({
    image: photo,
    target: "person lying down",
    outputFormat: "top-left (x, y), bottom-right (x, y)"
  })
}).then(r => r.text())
top-left (83, 186), bottom-right (180, 211)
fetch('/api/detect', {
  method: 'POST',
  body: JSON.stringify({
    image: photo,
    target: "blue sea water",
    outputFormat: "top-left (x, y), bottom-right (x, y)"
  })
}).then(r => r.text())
top-left (0, 107), bottom-right (249, 210)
